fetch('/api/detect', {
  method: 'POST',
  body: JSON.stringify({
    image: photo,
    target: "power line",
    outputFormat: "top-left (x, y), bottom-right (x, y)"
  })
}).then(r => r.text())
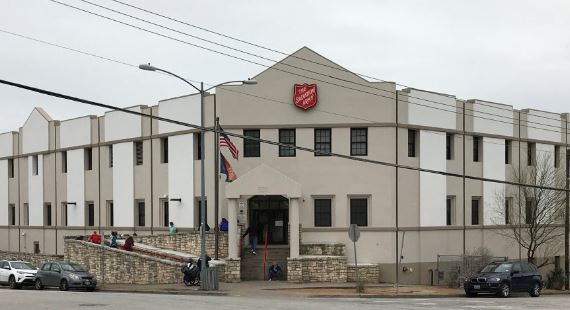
top-left (1, 26), bottom-right (567, 145)
top-left (48, 0), bottom-right (568, 134)
top-left (1, 77), bottom-right (567, 192)
top-left (107, 0), bottom-right (565, 125)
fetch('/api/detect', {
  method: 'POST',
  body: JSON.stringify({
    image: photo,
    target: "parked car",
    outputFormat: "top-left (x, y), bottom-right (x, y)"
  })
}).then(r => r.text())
top-left (34, 262), bottom-right (96, 291)
top-left (0, 260), bottom-right (38, 289)
top-left (464, 261), bottom-right (543, 297)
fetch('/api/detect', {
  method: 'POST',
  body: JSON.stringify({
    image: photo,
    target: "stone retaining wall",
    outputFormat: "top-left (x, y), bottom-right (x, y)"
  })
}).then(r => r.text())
top-left (347, 264), bottom-right (380, 283)
top-left (300, 243), bottom-right (346, 256)
top-left (135, 232), bottom-right (228, 258)
top-left (0, 251), bottom-right (63, 268)
top-left (287, 256), bottom-right (347, 283)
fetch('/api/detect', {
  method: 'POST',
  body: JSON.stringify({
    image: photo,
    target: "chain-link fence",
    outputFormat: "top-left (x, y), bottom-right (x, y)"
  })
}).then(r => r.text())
top-left (435, 254), bottom-right (508, 287)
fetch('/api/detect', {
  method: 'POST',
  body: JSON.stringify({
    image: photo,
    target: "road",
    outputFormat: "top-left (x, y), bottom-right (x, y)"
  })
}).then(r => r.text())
top-left (1, 288), bottom-right (569, 309)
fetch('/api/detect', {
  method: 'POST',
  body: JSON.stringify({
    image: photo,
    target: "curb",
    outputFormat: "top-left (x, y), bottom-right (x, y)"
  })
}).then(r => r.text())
top-left (97, 288), bottom-right (228, 296)
top-left (307, 290), bottom-right (570, 299)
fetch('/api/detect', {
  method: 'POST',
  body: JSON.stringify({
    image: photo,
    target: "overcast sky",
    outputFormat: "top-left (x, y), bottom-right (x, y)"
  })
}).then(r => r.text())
top-left (1, 0), bottom-right (569, 132)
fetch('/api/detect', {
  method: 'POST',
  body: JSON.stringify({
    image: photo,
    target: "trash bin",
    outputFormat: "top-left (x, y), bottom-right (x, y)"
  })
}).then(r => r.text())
top-left (200, 267), bottom-right (219, 291)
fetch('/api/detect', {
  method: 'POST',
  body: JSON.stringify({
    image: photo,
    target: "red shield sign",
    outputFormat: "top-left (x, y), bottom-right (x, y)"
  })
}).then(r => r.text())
top-left (293, 84), bottom-right (318, 110)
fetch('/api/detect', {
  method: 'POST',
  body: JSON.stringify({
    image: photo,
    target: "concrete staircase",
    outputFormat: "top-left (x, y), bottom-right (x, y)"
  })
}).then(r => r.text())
top-left (240, 246), bottom-right (289, 281)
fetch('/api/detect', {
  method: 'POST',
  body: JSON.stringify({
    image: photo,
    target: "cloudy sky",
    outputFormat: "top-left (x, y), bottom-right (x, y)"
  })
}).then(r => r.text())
top-left (1, 0), bottom-right (569, 132)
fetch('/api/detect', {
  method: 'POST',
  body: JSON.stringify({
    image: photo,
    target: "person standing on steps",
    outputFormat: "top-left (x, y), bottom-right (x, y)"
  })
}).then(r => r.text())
top-left (241, 224), bottom-right (258, 255)
top-left (169, 222), bottom-right (177, 234)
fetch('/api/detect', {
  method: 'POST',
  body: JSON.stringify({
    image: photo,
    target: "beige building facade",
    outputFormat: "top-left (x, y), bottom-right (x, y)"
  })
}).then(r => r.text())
top-left (0, 47), bottom-right (569, 284)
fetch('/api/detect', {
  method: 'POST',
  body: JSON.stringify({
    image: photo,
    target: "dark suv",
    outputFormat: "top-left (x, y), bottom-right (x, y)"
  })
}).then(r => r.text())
top-left (464, 261), bottom-right (543, 297)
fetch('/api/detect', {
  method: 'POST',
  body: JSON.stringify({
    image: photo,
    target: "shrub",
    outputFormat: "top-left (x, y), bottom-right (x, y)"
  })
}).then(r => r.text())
top-left (546, 269), bottom-right (567, 290)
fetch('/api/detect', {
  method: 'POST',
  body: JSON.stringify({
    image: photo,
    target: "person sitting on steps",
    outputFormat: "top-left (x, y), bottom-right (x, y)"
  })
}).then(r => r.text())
top-left (268, 262), bottom-right (282, 281)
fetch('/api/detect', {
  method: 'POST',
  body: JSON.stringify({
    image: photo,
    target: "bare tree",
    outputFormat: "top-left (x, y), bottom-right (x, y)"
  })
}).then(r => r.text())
top-left (493, 153), bottom-right (566, 267)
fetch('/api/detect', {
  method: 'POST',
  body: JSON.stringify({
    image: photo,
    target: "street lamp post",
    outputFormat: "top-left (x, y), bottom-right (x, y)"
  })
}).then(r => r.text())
top-left (139, 63), bottom-right (256, 290)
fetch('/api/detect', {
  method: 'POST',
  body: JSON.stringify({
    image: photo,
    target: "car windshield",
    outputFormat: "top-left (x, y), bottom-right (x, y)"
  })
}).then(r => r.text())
top-left (11, 262), bottom-right (35, 270)
top-left (481, 263), bottom-right (512, 273)
top-left (60, 263), bottom-right (87, 272)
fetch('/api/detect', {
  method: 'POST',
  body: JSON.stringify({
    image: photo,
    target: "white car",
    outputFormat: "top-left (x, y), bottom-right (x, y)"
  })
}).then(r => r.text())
top-left (0, 260), bottom-right (38, 289)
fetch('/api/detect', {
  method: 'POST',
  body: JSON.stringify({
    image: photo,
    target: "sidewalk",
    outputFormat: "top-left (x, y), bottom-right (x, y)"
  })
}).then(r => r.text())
top-left (97, 281), bottom-right (570, 298)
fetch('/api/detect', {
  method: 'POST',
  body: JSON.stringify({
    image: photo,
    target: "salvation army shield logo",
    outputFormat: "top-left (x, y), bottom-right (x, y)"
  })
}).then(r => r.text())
top-left (293, 83), bottom-right (318, 110)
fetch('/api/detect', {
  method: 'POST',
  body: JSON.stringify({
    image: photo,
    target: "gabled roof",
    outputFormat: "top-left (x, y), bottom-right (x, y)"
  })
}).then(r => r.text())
top-left (23, 107), bottom-right (53, 127)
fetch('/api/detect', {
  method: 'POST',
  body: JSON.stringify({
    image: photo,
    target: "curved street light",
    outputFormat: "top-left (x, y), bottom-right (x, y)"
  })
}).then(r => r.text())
top-left (139, 63), bottom-right (256, 290)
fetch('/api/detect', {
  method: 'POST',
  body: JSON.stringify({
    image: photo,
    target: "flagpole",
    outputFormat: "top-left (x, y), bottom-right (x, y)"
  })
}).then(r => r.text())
top-left (214, 113), bottom-right (220, 260)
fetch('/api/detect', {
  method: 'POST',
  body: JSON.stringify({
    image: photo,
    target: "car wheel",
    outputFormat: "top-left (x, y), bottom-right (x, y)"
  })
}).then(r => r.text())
top-left (498, 283), bottom-right (510, 298)
top-left (59, 279), bottom-right (69, 291)
top-left (35, 279), bottom-right (44, 290)
top-left (8, 276), bottom-right (20, 289)
top-left (529, 282), bottom-right (541, 297)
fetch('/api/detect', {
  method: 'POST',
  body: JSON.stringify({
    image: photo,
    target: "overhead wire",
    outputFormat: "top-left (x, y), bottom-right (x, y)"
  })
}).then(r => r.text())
top-left (107, 0), bottom-right (566, 124)
top-left (1, 77), bottom-right (567, 192)
top-left (47, 0), bottom-right (569, 134)
top-left (0, 27), bottom-right (565, 151)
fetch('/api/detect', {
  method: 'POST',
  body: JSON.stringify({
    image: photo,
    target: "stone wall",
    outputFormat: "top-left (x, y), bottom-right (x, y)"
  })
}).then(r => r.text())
top-left (287, 256), bottom-right (347, 283)
top-left (224, 258), bottom-right (241, 283)
top-left (135, 232), bottom-right (228, 258)
top-left (347, 264), bottom-right (380, 283)
top-left (0, 250), bottom-right (63, 268)
top-left (64, 240), bottom-right (234, 284)
top-left (300, 243), bottom-right (346, 256)
top-left (65, 240), bottom-right (181, 284)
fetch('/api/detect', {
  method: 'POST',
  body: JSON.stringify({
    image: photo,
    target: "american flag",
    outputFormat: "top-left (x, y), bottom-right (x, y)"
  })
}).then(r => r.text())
top-left (219, 127), bottom-right (239, 160)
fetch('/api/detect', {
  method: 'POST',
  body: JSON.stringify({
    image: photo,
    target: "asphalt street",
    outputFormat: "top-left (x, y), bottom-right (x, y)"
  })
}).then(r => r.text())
top-left (1, 288), bottom-right (569, 310)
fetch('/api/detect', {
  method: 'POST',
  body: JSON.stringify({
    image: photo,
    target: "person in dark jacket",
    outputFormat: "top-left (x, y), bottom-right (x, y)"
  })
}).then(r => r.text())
top-left (241, 225), bottom-right (258, 255)
top-left (123, 235), bottom-right (134, 251)
top-left (268, 262), bottom-right (282, 281)
top-left (219, 218), bottom-right (228, 232)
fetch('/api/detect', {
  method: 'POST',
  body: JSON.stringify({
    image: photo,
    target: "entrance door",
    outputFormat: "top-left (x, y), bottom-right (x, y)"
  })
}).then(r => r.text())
top-left (248, 196), bottom-right (289, 245)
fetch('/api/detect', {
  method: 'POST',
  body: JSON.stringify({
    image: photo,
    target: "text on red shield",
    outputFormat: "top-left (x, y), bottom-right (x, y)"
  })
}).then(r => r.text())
top-left (293, 84), bottom-right (318, 110)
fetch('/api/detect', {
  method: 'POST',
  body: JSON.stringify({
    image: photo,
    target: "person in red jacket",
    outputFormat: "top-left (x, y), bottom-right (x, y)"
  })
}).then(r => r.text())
top-left (87, 231), bottom-right (101, 244)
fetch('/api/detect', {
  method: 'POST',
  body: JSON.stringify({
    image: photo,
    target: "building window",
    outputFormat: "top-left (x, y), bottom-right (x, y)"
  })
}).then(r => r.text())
top-left (446, 197), bottom-right (455, 226)
top-left (135, 141), bottom-right (143, 166)
top-left (23, 203), bottom-right (29, 226)
top-left (505, 198), bottom-right (512, 225)
top-left (527, 143), bottom-right (535, 166)
top-left (61, 151), bottom-right (67, 173)
top-left (314, 198), bottom-right (332, 227)
top-left (85, 148), bottom-right (93, 171)
top-left (107, 201), bottom-right (114, 227)
top-left (161, 200), bottom-right (169, 227)
top-left (136, 200), bottom-right (145, 227)
top-left (314, 128), bottom-right (332, 156)
top-left (196, 199), bottom-right (207, 228)
top-left (279, 129), bottom-right (296, 157)
top-left (86, 202), bottom-right (95, 227)
top-left (525, 199), bottom-right (535, 225)
top-left (195, 132), bottom-right (202, 160)
top-left (471, 199), bottom-right (480, 225)
top-left (44, 203), bottom-right (52, 226)
top-left (8, 159), bottom-right (14, 178)
top-left (505, 140), bottom-right (512, 164)
top-left (32, 155), bottom-right (39, 175)
top-left (446, 134), bottom-right (454, 160)
top-left (9, 204), bottom-right (16, 226)
top-left (244, 129), bottom-right (261, 157)
top-left (61, 202), bottom-right (68, 226)
top-left (555, 145), bottom-right (560, 168)
top-left (408, 129), bottom-right (417, 157)
top-left (161, 138), bottom-right (169, 163)
top-left (473, 136), bottom-right (481, 162)
top-left (351, 128), bottom-right (368, 156)
top-left (108, 145), bottom-right (113, 168)
top-left (350, 198), bottom-right (368, 227)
